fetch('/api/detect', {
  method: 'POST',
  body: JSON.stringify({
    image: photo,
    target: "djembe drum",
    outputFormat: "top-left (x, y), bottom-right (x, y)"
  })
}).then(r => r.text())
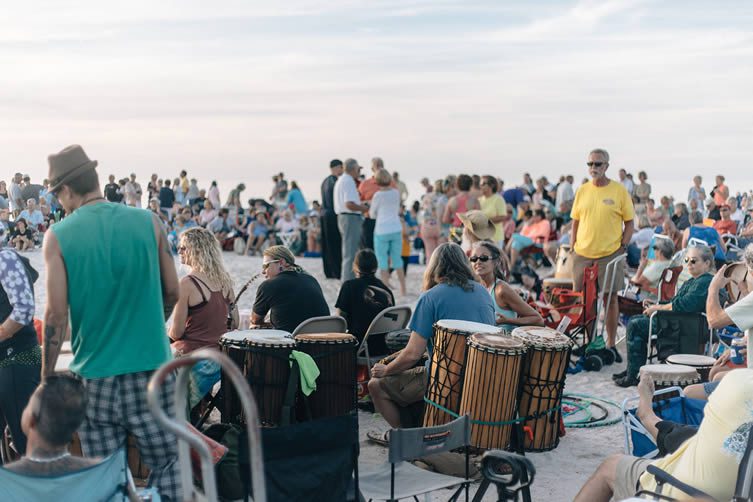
top-left (459, 334), bottom-right (526, 449)
top-left (640, 363), bottom-right (700, 391)
top-left (512, 326), bottom-right (572, 451)
top-left (294, 333), bottom-right (357, 419)
top-left (725, 262), bottom-right (753, 304)
top-left (220, 329), bottom-right (296, 425)
top-left (666, 354), bottom-right (717, 382)
top-left (423, 320), bottom-right (503, 428)
top-left (554, 244), bottom-right (572, 279)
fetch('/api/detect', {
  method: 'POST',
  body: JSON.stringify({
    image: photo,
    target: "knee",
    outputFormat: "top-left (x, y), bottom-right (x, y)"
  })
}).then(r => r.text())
top-left (368, 377), bottom-right (383, 396)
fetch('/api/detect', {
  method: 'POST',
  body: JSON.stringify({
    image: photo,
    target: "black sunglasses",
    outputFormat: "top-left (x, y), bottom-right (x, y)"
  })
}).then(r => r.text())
top-left (586, 162), bottom-right (606, 168)
top-left (683, 257), bottom-right (698, 264)
top-left (469, 255), bottom-right (492, 263)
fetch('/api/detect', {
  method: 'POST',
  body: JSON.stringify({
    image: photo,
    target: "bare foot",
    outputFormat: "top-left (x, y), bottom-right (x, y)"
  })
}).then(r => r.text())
top-left (636, 373), bottom-right (655, 420)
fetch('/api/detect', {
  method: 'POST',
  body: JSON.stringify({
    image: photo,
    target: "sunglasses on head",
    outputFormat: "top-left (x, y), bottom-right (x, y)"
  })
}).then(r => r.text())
top-left (586, 162), bottom-right (606, 168)
top-left (469, 255), bottom-right (492, 263)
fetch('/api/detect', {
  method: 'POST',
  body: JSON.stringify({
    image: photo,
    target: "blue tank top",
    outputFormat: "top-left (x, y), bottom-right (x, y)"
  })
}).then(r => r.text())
top-left (487, 279), bottom-right (518, 320)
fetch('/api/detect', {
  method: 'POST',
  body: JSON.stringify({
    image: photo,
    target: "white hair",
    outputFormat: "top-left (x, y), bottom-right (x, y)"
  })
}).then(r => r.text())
top-left (589, 148), bottom-right (610, 162)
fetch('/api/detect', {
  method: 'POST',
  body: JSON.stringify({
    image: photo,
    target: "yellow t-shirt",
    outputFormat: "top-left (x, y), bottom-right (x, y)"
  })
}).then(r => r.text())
top-left (640, 369), bottom-right (753, 501)
top-left (570, 180), bottom-right (634, 259)
top-left (479, 194), bottom-right (507, 243)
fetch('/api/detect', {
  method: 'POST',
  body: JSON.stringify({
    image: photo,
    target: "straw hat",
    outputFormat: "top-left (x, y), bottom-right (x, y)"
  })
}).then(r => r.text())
top-left (458, 210), bottom-right (496, 241)
top-left (48, 145), bottom-right (98, 193)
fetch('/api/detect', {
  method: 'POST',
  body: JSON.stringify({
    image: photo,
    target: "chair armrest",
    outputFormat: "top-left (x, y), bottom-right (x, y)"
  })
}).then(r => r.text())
top-left (645, 464), bottom-right (714, 500)
top-left (480, 450), bottom-right (535, 496)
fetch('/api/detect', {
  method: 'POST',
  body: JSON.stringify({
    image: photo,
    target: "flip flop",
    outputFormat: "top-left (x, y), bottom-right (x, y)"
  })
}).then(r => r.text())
top-left (367, 430), bottom-right (390, 447)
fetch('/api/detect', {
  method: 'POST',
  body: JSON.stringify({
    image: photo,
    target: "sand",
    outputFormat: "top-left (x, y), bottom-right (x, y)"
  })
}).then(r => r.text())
top-left (25, 250), bottom-right (639, 501)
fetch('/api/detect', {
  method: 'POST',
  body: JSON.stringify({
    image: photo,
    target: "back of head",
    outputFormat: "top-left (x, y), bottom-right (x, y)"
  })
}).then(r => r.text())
top-left (375, 169), bottom-right (392, 187)
top-left (35, 376), bottom-right (87, 447)
top-left (423, 242), bottom-right (474, 291)
top-left (354, 248), bottom-right (378, 277)
top-left (344, 158), bottom-right (359, 175)
top-left (689, 210), bottom-right (704, 225)
top-left (655, 237), bottom-right (675, 259)
top-left (457, 174), bottom-right (473, 192)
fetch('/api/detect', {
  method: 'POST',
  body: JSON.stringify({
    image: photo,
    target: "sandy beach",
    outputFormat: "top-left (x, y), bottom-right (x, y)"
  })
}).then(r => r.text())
top-left (27, 250), bottom-right (638, 501)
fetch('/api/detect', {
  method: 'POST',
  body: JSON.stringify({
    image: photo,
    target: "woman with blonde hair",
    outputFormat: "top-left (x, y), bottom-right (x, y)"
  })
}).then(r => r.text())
top-left (170, 227), bottom-right (238, 408)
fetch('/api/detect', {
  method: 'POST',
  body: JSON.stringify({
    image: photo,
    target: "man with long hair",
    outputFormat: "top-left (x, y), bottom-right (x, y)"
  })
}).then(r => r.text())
top-left (367, 242), bottom-right (495, 430)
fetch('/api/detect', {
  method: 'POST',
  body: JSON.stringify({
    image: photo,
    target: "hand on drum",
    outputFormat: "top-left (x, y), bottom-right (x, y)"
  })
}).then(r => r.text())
top-left (496, 314), bottom-right (512, 325)
top-left (712, 265), bottom-right (732, 291)
top-left (715, 351), bottom-right (731, 367)
top-left (371, 363), bottom-right (388, 378)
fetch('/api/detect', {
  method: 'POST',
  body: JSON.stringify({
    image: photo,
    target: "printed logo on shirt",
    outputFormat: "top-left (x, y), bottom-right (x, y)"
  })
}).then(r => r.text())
top-left (602, 198), bottom-right (616, 206)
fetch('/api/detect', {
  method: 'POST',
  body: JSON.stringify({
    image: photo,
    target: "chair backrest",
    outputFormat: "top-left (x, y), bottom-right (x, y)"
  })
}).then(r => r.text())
top-left (291, 315), bottom-right (347, 335)
top-left (582, 263), bottom-right (599, 323)
top-left (657, 266), bottom-right (683, 303)
top-left (388, 415), bottom-right (471, 464)
top-left (357, 306), bottom-right (412, 364)
top-left (0, 449), bottom-right (130, 502)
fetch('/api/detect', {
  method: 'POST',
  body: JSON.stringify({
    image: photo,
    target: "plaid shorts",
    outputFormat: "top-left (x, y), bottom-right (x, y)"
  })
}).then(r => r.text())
top-left (78, 370), bottom-right (182, 502)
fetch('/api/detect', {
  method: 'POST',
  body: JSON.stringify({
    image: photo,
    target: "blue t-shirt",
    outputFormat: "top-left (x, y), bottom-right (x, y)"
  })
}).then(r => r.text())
top-left (503, 188), bottom-right (525, 208)
top-left (286, 189), bottom-right (308, 214)
top-left (409, 282), bottom-right (496, 356)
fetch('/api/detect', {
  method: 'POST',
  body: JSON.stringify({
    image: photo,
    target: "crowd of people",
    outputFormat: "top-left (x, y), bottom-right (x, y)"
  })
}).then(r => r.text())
top-left (0, 143), bottom-right (750, 502)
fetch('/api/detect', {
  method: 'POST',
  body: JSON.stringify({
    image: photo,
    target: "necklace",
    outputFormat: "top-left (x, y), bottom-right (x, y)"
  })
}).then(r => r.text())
top-left (80, 195), bottom-right (106, 207)
top-left (26, 450), bottom-right (71, 463)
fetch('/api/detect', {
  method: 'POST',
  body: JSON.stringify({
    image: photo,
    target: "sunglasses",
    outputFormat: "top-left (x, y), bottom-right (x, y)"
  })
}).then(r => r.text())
top-left (469, 255), bottom-right (492, 263)
top-left (586, 162), bottom-right (606, 168)
top-left (683, 257), bottom-right (698, 264)
top-left (262, 260), bottom-right (280, 270)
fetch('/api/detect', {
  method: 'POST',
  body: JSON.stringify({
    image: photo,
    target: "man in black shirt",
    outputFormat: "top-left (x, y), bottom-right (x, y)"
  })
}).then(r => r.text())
top-left (320, 159), bottom-right (343, 279)
top-left (252, 246), bottom-right (329, 333)
top-left (104, 175), bottom-right (121, 202)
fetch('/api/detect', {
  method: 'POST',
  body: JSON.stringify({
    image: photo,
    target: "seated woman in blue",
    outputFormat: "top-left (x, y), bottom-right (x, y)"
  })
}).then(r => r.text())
top-left (470, 241), bottom-right (544, 332)
top-left (682, 210), bottom-right (726, 266)
top-left (368, 242), bottom-right (495, 429)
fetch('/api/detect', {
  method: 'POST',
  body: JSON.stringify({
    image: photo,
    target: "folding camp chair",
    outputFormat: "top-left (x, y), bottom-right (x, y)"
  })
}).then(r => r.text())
top-left (292, 315), bottom-right (348, 335)
top-left (359, 415), bottom-right (472, 501)
top-left (647, 311), bottom-right (713, 363)
top-left (625, 420), bottom-right (753, 501)
top-left (147, 348), bottom-right (266, 502)
top-left (597, 253), bottom-right (627, 341)
top-left (0, 448), bottom-right (158, 502)
top-left (357, 306), bottom-right (413, 372)
top-left (621, 386), bottom-right (705, 459)
top-left (470, 450), bottom-right (535, 502)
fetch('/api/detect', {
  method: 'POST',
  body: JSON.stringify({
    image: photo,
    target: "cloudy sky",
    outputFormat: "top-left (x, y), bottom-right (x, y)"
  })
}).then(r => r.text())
top-left (3, 0), bottom-right (753, 202)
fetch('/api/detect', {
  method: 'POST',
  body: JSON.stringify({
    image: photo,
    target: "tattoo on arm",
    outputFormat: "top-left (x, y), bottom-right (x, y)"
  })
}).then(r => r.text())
top-left (42, 323), bottom-right (65, 377)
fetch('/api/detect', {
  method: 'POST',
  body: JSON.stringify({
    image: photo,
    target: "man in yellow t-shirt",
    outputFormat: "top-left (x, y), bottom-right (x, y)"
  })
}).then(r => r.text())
top-left (479, 175), bottom-right (508, 246)
top-left (570, 148), bottom-right (634, 359)
top-left (574, 369), bottom-right (753, 502)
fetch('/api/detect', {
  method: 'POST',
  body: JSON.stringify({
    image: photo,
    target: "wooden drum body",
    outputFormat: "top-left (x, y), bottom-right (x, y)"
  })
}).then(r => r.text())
top-left (554, 244), bottom-right (572, 279)
top-left (294, 333), bottom-right (357, 420)
top-left (424, 320), bottom-right (503, 428)
top-left (512, 326), bottom-right (572, 452)
top-left (459, 334), bottom-right (526, 450)
top-left (220, 329), bottom-right (295, 426)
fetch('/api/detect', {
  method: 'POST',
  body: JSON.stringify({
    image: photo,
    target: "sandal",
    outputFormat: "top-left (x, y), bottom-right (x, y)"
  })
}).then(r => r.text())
top-left (367, 430), bottom-right (390, 447)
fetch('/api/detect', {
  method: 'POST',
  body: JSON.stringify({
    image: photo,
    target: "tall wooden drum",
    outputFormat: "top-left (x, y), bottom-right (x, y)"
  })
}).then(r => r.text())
top-left (459, 334), bottom-right (526, 450)
top-left (554, 244), bottom-right (573, 279)
top-left (512, 326), bottom-right (572, 451)
top-left (294, 333), bottom-right (358, 419)
top-left (423, 320), bottom-right (503, 428)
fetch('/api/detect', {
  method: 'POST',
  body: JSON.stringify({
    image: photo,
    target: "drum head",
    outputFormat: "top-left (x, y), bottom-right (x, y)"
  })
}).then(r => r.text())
top-left (511, 326), bottom-right (571, 349)
top-left (435, 319), bottom-right (501, 335)
top-left (665, 354), bottom-right (717, 367)
top-left (469, 333), bottom-right (526, 353)
top-left (221, 329), bottom-right (294, 346)
top-left (725, 262), bottom-right (753, 303)
top-left (295, 333), bottom-right (355, 343)
top-left (640, 363), bottom-right (700, 382)
top-left (543, 278), bottom-right (573, 287)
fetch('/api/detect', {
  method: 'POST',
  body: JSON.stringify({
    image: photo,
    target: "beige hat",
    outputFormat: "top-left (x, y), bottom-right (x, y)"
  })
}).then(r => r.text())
top-left (48, 145), bottom-right (98, 193)
top-left (458, 210), bottom-right (496, 241)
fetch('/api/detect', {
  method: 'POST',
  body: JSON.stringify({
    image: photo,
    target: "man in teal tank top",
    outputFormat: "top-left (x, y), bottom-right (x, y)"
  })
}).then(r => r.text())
top-left (41, 145), bottom-right (182, 501)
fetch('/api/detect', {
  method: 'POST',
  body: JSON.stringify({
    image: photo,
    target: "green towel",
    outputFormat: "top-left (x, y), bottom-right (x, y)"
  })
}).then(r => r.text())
top-left (289, 350), bottom-right (320, 396)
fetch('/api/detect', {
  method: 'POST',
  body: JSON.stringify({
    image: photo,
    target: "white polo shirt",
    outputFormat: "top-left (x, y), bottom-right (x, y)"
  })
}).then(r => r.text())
top-left (724, 292), bottom-right (753, 368)
top-left (334, 174), bottom-right (361, 215)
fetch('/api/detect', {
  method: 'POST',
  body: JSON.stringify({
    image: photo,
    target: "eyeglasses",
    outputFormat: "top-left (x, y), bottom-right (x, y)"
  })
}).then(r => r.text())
top-left (586, 162), bottom-right (606, 168)
top-left (684, 257), bottom-right (698, 264)
top-left (262, 260), bottom-right (280, 271)
top-left (469, 255), bottom-right (492, 263)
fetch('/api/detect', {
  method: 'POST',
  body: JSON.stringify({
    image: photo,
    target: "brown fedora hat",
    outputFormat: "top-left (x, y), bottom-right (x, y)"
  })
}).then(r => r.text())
top-left (48, 145), bottom-right (98, 193)
top-left (458, 210), bottom-right (496, 241)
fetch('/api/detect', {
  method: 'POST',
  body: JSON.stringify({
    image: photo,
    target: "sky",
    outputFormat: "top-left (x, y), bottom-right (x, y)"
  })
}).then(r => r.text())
top-left (3, 0), bottom-right (753, 204)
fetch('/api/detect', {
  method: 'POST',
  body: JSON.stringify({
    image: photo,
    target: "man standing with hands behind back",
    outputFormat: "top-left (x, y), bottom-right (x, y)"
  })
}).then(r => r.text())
top-left (570, 148), bottom-right (634, 363)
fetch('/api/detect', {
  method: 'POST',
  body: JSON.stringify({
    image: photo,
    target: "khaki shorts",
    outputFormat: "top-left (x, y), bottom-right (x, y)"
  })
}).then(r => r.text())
top-left (377, 366), bottom-right (427, 408)
top-left (613, 456), bottom-right (652, 501)
top-left (571, 248), bottom-right (626, 294)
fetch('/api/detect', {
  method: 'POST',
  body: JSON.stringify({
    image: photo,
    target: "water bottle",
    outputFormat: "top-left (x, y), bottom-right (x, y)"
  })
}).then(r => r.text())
top-left (731, 337), bottom-right (746, 365)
